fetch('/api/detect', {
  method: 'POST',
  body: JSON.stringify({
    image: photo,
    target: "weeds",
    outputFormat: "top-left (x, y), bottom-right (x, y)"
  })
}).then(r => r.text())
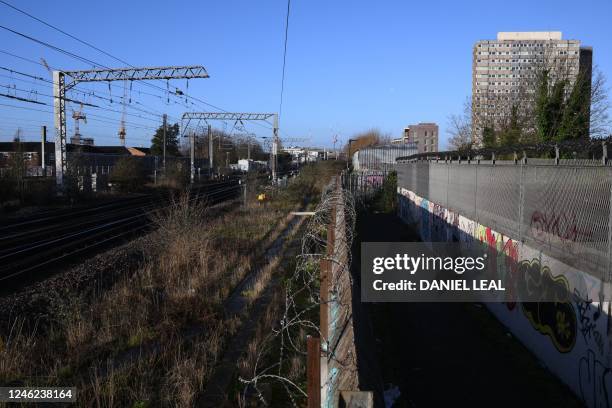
top-left (0, 162), bottom-right (339, 405)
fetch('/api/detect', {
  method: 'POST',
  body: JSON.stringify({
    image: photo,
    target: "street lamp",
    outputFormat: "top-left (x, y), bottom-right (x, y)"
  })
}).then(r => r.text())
top-left (347, 138), bottom-right (357, 170)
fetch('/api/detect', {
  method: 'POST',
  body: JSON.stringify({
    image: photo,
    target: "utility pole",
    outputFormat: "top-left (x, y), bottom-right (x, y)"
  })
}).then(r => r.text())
top-left (208, 124), bottom-right (213, 178)
top-left (243, 179), bottom-right (247, 207)
top-left (226, 151), bottom-right (229, 168)
top-left (190, 130), bottom-right (195, 184)
top-left (272, 114), bottom-right (279, 183)
top-left (53, 65), bottom-right (209, 190)
top-left (347, 138), bottom-right (357, 171)
top-left (162, 113), bottom-right (167, 173)
top-left (41, 126), bottom-right (46, 172)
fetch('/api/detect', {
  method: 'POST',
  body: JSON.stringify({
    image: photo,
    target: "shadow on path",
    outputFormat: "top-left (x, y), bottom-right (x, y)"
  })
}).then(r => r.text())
top-left (352, 212), bottom-right (583, 408)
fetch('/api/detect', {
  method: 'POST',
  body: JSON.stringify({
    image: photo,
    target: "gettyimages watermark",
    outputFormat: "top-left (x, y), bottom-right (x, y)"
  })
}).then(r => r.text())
top-left (361, 242), bottom-right (587, 302)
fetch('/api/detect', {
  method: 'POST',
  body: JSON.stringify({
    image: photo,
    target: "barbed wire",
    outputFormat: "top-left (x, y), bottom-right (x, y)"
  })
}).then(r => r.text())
top-left (238, 178), bottom-right (357, 406)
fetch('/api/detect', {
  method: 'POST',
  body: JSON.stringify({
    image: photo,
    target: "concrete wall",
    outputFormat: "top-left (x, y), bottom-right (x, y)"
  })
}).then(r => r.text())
top-left (398, 186), bottom-right (612, 408)
top-left (323, 187), bottom-right (360, 407)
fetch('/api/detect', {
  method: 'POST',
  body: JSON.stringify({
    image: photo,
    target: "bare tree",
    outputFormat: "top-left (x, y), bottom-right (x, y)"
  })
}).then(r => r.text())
top-left (345, 129), bottom-right (383, 156)
top-left (447, 97), bottom-right (472, 150)
top-left (590, 66), bottom-right (611, 138)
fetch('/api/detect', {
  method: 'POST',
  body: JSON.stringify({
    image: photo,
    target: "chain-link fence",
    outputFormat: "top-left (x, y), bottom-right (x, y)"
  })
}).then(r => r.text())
top-left (397, 159), bottom-right (612, 281)
top-left (342, 170), bottom-right (389, 204)
top-left (352, 145), bottom-right (417, 171)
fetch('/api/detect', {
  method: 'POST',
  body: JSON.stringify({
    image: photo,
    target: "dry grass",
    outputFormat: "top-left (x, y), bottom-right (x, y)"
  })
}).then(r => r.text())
top-left (0, 319), bottom-right (40, 385)
top-left (0, 163), bottom-right (338, 405)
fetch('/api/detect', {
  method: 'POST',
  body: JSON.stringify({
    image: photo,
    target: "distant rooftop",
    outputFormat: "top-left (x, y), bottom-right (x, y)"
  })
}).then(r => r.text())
top-left (497, 31), bottom-right (562, 41)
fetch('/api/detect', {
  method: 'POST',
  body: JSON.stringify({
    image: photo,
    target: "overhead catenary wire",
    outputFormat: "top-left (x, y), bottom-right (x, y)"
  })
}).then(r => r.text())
top-left (0, 6), bottom-right (282, 143)
top-left (0, 66), bottom-right (177, 121)
top-left (0, 23), bottom-right (211, 114)
top-left (0, 102), bottom-right (158, 131)
top-left (278, 0), bottom-right (291, 126)
top-left (0, 5), bottom-right (278, 135)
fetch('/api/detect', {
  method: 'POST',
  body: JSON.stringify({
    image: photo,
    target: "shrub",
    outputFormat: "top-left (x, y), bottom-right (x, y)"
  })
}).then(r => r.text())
top-left (162, 160), bottom-right (188, 189)
top-left (373, 170), bottom-right (397, 213)
top-left (110, 157), bottom-right (147, 192)
top-left (0, 175), bottom-right (15, 206)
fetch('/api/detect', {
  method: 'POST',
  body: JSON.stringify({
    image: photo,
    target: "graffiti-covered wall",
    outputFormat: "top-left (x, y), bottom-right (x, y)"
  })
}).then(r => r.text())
top-left (397, 160), bottom-right (612, 408)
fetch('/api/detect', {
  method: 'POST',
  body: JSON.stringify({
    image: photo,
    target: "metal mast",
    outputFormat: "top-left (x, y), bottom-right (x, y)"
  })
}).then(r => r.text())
top-left (53, 65), bottom-right (209, 190)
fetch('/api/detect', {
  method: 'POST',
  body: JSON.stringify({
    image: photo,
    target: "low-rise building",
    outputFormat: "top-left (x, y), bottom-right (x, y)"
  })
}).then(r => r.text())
top-left (237, 159), bottom-right (268, 172)
top-left (281, 146), bottom-right (324, 163)
top-left (0, 142), bottom-right (157, 176)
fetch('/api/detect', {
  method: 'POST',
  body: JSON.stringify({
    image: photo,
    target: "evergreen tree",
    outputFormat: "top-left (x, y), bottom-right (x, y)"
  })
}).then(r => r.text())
top-left (547, 80), bottom-right (567, 142)
top-left (558, 71), bottom-right (591, 140)
top-left (535, 70), bottom-right (551, 142)
top-left (499, 105), bottom-right (521, 147)
top-left (151, 123), bottom-right (180, 156)
top-left (482, 126), bottom-right (496, 148)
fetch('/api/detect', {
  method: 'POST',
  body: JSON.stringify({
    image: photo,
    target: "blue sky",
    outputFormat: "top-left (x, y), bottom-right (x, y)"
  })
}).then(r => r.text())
top-left (0, 0), bottom-right (611, 149)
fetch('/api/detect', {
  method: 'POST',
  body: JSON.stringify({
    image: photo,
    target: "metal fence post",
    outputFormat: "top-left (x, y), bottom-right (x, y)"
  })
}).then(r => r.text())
top-left (518, 161), bottom-right (525, 241)
top-left (307, 336), bottom-right (321, 408)
top-left (474, 161), bottom-right (478, 222)
top-left (446, 162), bottom-right (450, 208)
top-left (605, 181), bottom-right (612, 286)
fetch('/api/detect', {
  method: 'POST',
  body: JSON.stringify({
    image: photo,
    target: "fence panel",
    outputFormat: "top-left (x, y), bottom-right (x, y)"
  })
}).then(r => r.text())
top-left (521, 165), bottom-right (611, 278)
top-left (475, 165), bottom-right (521, 238)
top-left (396, 160), bottom-right (612, 280)
top-left (429, 164), bottom-right (448, 208)
top-left (446, 163), bottom-right (477, 220)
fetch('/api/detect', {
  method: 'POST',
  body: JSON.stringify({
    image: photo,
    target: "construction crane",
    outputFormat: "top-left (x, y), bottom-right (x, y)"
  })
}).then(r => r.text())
top-left (71, 103), bottom-right (86, 145)
top-left (13, 128), bottom-right (22, 142)
top-left (118, 81), bottom-right (128, 146)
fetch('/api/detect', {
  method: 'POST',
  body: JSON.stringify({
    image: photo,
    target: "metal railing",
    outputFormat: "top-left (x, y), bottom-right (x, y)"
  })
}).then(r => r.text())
top-left (397, 159), bottom-right (612, 282)
top-left (353, 144), bottom-right (417, 171)
top-left (341, 170), bottom-right (390, 204)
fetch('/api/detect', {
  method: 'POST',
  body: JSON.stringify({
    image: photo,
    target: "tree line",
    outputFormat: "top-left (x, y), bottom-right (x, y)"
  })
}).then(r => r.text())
top-left (149, 123), bottom-right (268, 164)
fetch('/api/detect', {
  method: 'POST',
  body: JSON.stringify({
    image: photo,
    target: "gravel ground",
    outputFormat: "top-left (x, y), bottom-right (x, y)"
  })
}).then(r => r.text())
top-left (0, 199), bottom-right (238, 336)
top-left (0, 237), bottom-right (146, 334)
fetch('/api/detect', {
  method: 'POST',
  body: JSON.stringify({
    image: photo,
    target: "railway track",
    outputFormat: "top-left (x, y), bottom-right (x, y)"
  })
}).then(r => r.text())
top-left (0, 180), bottom-right (242, 287)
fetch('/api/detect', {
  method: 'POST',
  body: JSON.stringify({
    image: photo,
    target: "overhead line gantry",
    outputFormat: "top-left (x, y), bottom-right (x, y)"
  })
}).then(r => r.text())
top-left (181, 112), bottom-right (279, 182)
top-left (53, 65), bottom-right (209, 189)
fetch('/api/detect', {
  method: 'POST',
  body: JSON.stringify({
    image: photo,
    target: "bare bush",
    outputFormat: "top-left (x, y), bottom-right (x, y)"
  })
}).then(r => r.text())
top-left (110, 157), bottom-right (147, 192)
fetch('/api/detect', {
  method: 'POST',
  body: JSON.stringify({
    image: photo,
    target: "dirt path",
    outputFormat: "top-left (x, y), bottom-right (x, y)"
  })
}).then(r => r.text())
top-left (196, 213), bottom-right (306, 407)
top-left (353, 212), bottom-right (583, 408)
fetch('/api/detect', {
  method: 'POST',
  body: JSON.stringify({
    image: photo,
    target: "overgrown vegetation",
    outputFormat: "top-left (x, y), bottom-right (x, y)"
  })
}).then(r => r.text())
top-left (0, 161), bottom-right (340, 406)
top-left (110, 157), bottom-right (147, 192)
top-left (372, 170), bottom-right (397, 213)
top-left (0, 140), bottom-right (55, 211)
